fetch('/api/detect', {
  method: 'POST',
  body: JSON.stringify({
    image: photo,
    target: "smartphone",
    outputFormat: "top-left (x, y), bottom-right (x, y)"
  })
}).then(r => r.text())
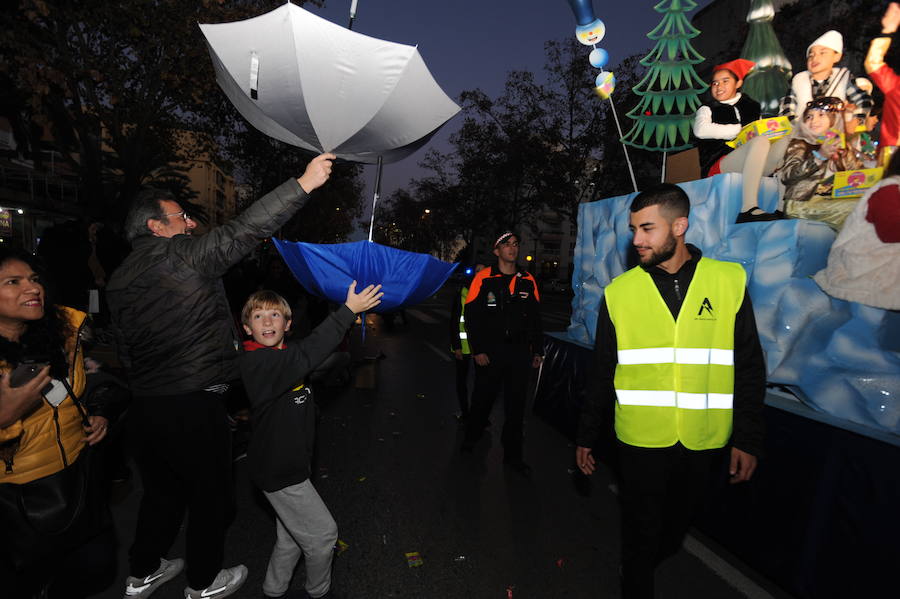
top-left (9, 362), bottom-right (49, 387)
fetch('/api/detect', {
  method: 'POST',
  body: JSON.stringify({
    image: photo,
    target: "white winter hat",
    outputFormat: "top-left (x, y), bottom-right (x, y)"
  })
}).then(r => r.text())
top-left (807, 30), bottom-right (843, 57)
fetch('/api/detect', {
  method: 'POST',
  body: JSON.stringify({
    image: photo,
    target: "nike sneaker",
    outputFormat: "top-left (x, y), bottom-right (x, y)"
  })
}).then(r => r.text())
top-left (123, 557), bottom-right (185, 598)
top-left (184, 565), bottom-right (248, 599)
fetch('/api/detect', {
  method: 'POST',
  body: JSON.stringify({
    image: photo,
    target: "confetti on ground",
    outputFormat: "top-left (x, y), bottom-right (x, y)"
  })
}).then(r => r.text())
top-left (506, 585), bottom-right (515, 598)
top-left (556, 558), bottom-right (566, 568)
top-left (566, 468), bottom-right (576, 474)
top-left (392, 431), bottom-right (401, 438)
top-left (453, 555), bottom-right (467, 563)
top-left (416, 393), bottom-right (425, 400)
top-left (405, 551), bottom-right (424, 568)
top-left (358, 476), bottom-right (367, 482)
top-left (335, 540), bottom-right (349, 556)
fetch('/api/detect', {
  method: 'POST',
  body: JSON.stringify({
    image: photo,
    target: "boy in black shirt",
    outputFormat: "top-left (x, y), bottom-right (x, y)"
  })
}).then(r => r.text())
top-left (239, 282), bottom-right (382, 599)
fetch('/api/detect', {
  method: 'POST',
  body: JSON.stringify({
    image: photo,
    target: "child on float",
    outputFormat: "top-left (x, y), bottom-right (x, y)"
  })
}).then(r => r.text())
top-left (238, 282), bottom-right (382, 599)
top-left (692, 59), bottom-right (786, 223)
top-left (779, 30), bottom-right (873, 123)
top-left (774, 97), bottom-right (864, 229)
top-left (813, 149), bottom-right (900, 311)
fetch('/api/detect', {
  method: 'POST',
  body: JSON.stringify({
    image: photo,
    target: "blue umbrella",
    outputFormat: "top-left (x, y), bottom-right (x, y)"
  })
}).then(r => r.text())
top-left (273, 239), bottom-right (458, 312)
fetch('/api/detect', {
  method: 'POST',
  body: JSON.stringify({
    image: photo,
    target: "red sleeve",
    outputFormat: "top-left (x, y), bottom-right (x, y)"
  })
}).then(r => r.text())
top-left (866, 184), bottom-right (900, 243)
top-left (870, 64), bottom-right (900, 95)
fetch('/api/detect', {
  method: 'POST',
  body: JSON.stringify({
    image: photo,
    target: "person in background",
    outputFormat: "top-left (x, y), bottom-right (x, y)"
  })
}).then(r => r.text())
top-left (775, 97), bottom-right (864, 229)
top-left (865, 3), bottom-right (900, 151)
top-left (693, 59), bottom-right (785, 223)
top-left (460, 233), bottom-right (543, 476)
top-left (779, 30), bottom-right (873, 123)
top-left (0, 249), bottom-right (113, 599)
top-left (575, 184), bottom-right (765, 599)
top-left (448, 263), bottom-right (485, 422)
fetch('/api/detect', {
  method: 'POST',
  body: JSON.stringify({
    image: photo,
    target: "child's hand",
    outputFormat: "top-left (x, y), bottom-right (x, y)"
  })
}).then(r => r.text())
top-left (820, 135), bottom-right (842, 158)
top-left (345, 281), bottom-right (384, 314)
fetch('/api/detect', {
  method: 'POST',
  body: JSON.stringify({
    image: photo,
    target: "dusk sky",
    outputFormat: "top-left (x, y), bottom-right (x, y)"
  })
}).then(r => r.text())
top-left (294, 0), bottom-right (715, 232)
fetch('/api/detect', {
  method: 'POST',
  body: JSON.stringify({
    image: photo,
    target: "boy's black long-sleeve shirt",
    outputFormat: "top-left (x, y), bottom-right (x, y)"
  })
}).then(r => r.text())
top-left (576, 247), bottom-right (766, 457)
top-left (239, 305), bottom-right (355, 492)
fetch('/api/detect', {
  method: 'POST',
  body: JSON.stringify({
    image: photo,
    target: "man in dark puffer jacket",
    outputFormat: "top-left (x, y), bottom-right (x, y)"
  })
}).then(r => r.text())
top-left (106, 153), bottom-right (334, 599)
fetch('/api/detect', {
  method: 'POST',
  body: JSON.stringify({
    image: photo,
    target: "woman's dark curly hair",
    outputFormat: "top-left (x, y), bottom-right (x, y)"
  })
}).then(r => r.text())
top-left (0, 249), bottom-right (73, 379)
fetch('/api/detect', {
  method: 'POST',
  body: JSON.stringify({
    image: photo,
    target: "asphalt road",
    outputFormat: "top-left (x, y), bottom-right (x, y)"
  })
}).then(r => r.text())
top-left (94, 286), bottom-right (786, 599)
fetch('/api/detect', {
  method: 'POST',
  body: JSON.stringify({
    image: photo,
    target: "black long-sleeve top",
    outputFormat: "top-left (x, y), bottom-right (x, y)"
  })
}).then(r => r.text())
top-left (239, 305), bottom-right (355, 492)
top-left (576, 246), bottom-right (766, 457)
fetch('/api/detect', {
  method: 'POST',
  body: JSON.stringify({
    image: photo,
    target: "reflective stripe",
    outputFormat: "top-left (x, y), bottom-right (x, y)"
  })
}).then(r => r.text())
top-left (615, 390), bottom-right (676, 407)
top-left (676, 392), bottom-right (708, 409)
top-left (615, 390), bottom-right (733, 410)
top-left (709, 349), bottom-right (733, 366)
top-left (459, 316), bottom-right (465, 323)
top-left (675, 348), bottom-right (709, 364)
top-left (707, 393), bottom-right (733, 409)
top-left (618, 347), bottom-right (734, 365)
top-left (458, 332), bottom-right (468, 339)
top-left (618, 347), bottom-right (674, 365)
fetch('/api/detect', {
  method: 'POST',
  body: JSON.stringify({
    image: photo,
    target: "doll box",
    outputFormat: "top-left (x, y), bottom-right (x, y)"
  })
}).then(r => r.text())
top-left (832, 167), bottom-right (884, 198)
top-left (726, 117), bottom-right (792, 149)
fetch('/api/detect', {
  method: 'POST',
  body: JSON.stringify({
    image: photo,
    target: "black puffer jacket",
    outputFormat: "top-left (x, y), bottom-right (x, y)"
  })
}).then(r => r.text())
top-left (106, 179), bottom-right (308, 396)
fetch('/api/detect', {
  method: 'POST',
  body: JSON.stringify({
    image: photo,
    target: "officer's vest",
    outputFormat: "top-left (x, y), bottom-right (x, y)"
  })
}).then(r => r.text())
top-left (605, 258), bottom-right (745, 450)
top-left (458, 286), bottom-right (470, 355)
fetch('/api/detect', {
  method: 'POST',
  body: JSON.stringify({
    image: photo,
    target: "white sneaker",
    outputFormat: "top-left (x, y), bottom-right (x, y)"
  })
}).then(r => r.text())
top-left (124, 557), bottom-right (185, 598)
top-left (184, 565), bottom-right (248, 599)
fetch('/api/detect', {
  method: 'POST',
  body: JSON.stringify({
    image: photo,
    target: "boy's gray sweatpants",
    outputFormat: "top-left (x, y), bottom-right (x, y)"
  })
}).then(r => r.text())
top-left (263, 479), bottom-right (338, 598)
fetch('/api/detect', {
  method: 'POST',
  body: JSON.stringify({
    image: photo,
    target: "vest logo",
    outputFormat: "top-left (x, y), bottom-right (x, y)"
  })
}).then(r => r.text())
top-left (696, 297), bottom-right (715, 320)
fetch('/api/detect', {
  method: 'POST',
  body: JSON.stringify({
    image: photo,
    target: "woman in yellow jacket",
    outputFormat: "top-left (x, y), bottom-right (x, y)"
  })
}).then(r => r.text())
top-left (0, 249), bottom-right (113, 598)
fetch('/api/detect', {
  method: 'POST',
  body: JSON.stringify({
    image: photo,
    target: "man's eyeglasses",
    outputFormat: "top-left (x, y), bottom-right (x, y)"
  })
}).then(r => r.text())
top-left (161, 210), bottom-right (191, 222)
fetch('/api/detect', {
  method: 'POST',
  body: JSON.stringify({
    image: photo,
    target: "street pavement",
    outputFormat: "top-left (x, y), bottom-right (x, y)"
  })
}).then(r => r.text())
top-left (94, 285), bottom-right (788, 599)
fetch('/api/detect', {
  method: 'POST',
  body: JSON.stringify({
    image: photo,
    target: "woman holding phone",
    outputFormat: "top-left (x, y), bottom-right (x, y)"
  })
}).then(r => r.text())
top-left (0, 248), bottom-right (114, 598)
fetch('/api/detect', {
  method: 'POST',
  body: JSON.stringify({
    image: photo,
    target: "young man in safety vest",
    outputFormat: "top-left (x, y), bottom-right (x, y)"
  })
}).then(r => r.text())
top-left (575, 183), bottom-right (765, 599)
top-left (460, 233), bottom-right (543, 476)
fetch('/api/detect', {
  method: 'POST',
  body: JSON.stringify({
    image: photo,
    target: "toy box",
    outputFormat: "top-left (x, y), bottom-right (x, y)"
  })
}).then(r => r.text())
top-left (832, 167), bottom-right (884, 198)
top-left (726, 116), bottom-right (792, 148)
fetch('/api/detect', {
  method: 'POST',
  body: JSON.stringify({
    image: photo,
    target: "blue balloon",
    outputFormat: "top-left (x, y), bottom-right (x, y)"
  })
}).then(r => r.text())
top-left (589, 48), bottom-right (609, 68)
top-left (567, 0), bottom-right (597, 26)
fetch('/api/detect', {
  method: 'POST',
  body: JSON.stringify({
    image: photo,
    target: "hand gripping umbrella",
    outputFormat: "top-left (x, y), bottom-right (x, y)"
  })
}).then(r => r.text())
top-left (200, 2), bottom-right (461, 311)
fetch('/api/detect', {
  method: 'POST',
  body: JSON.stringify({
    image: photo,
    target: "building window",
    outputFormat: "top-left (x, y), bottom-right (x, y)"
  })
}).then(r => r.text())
top-left (215, 190), bottom-right (225, 210)
top-left (215, 170), bottom-right (225, 189)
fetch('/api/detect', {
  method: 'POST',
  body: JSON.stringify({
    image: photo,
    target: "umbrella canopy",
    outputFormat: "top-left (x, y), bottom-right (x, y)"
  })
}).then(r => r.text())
top-left (199, 3), bottom-right (460, 164)
top-left (273, 239), bottom-right (458, 312)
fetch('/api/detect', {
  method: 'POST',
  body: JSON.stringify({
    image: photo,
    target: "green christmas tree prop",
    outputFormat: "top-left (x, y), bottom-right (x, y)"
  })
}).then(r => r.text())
top-left (740, 0), bottom-right (792, 117)
top-left (622, 0), bottom-right (708, 152)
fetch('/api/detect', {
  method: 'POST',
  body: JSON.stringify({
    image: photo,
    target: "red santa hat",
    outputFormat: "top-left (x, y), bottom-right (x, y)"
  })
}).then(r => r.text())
top-left (712, 59), bottom-right (756, 82)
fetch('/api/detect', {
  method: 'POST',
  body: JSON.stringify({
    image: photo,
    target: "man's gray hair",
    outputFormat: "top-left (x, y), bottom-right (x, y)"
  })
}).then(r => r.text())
top-left (124, 188), bottom-right (173, 241)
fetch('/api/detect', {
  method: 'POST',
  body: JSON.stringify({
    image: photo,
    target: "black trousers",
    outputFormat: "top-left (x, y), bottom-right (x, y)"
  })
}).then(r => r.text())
top-left (127, 391), bottom-right (235, 590)
top-left (618, 442), bottom-right (724, 599)
top-left (464, 344), bottom-right (531, 460)
top-left (454, 353), bottom-right (472, 417)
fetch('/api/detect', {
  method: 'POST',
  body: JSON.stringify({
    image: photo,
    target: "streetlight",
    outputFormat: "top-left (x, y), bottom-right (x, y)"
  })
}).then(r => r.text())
top-left (424, 208), bottom-right (431, 214)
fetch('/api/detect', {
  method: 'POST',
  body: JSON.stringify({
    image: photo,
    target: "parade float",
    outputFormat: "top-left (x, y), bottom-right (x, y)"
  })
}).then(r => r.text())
top-left (536, 2), bottom-right (898, 597)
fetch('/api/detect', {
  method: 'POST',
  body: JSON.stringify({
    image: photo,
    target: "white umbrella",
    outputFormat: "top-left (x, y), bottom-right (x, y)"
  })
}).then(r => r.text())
top-left (199, 2), bottom-right (460, 164)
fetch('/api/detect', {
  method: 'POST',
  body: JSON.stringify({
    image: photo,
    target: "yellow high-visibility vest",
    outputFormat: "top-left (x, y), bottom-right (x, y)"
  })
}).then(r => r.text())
top-left (458, 286), bottom-right (470, 355)
top-left (605, 258), bottom-right (745, 450)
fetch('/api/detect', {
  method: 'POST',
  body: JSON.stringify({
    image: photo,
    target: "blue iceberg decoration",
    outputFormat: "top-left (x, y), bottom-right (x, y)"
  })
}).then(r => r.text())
top-left (569, 173), bottom-right (900, 435)
top-left (273, 239), bottom-right (458, 312)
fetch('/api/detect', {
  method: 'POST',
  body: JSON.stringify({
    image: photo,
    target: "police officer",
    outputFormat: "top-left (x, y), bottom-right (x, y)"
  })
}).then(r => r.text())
top-left (575, 184), bottom-right (765, 599)
top-left (461, 232), bottom-right (543, 476)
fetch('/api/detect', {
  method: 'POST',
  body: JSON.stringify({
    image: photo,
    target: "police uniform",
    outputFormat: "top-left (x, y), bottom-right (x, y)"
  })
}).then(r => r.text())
top-left (577, 246), bottom-right (765, 599)
top-left (461, 264), bottom-right (543, 462)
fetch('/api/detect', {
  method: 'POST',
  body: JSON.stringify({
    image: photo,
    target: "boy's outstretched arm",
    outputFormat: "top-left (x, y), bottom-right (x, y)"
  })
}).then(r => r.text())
top-left (345, 280), bottom-right (383, 314)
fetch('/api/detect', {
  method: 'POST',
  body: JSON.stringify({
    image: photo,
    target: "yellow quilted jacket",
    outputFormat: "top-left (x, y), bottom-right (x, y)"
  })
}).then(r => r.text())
top-left (0, 306), bottom-right (88, 484)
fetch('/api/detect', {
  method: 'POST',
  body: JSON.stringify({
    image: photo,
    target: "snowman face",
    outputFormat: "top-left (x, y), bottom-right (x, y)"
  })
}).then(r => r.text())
top-left (576, 19), bottom-right (605, 46)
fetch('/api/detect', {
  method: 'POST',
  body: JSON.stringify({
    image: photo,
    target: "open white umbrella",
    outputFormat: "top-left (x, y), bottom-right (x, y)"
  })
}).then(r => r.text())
top-left (199, 2), bottom-right (460, 164)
